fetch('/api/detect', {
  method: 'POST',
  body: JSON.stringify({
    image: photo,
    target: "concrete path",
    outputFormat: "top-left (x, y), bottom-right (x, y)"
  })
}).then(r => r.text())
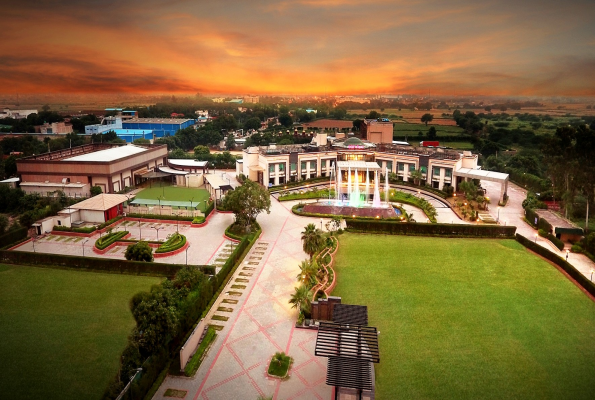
top-left (153, 199), bottom-right (333, 400)
top-left (481, 180), bottom-right (595, 281)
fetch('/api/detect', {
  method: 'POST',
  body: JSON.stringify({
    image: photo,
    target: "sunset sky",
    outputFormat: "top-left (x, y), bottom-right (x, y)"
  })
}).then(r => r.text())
top-left (2, 0), bottom-right (595, 96)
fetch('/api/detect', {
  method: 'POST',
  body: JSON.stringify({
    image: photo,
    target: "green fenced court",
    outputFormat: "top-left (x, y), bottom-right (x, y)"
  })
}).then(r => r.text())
top-left (0, 264), bottom-right (161, 400)
top-left (332, 234), bottom-right (595, 400)
top-left (133, 185), bottom-right (210, 211)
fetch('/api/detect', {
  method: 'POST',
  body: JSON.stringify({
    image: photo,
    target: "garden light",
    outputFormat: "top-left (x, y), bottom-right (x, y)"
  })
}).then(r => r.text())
top-left (566, 250), bottom-right (569, 261)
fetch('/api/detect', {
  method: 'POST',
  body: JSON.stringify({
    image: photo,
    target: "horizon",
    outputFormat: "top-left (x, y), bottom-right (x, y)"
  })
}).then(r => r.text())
top-left (2, 0), bottom-right (595, 97)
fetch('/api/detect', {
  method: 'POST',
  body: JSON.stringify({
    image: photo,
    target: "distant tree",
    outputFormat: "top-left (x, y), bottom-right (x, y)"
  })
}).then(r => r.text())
top-left (133, 138), bottom-right (150, 145)
top-left (333, 108), bottom-right (347, 120)
top-left (484, 106), bottom-right (492, 112)
top-left (42, 104), bottom-right (50, 112)
top-left (244, 117), bottom-right (262, 131)
top-left (421, 113), bottom-right (434, 126)
top-left (225, 135), bottom-right (236, 150)
top-left (366, 110), bottom-right (380, 119)
top-left (4, 156), bottom-right (16, 177)
top-left (194, 145), bottom-right (210, 158)
top-left (125, 241), bottom-right (154, 262)
top-left (278, 113), bottom-right (293, 128)
top-left (427, 126), bottom-right (437, 140)
top-left (352, 119), bottom-right (363, 131)
top-left (90, 185), bottom-right (102, 196)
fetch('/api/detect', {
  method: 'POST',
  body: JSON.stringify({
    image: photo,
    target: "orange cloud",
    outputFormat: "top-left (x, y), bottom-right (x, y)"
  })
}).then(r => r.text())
top-left (0, 0), bottom-right (594, 96)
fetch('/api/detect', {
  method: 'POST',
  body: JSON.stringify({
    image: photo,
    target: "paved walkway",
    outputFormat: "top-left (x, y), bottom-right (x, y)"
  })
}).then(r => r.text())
top-left (153, 199), bottom-right (333, 400)
top-left (481, 180), bottom-right (595, 281)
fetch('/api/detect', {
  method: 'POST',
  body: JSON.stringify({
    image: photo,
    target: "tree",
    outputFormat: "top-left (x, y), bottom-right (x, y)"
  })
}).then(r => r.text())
top-left (427, 126), bottom-right (437, 140)
top-left (289, 284), bottom-right (312, 315)
top-left (301, 223), bottom-right (324, 258)
top-left (133, 138), bottom-right (150, 145)
top-left (222, 179), bottom-right (271, 230)
top-left (125, 241), bottom-right (154, 262)
top-left (131, 289), bottom-right (178, 353)
top-left (366, 110), bottom-right (380, 119)
top-left (409, 169), bottom-right (423, 185)
top-left (90, 185), bottom-right (102, 196)
top-left (296, 259), bottom-right (319, 288)
top-left (244, 117), bottom-right (262, 131)
top-left (402, 210), bottom-right (415, 222)
top-left (459, 180), bottom-right (478, 202)
top-left (421, 113), bottom-right (434, 126)
top-left (194, 145), bottom-right (210, 159)
top-left (278, 113), bottom-right (293, 128)
top-left (333, 108), bottom-right (347, 119)
top-left (0, 215), bottom-right (8, 234)
top-left (352, 119), bottom-right (363, 131)
top-left (225, 135), bottom-right (236, 150)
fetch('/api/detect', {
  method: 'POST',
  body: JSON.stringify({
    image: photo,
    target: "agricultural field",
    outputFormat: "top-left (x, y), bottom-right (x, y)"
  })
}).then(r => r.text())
top-left (0, 265), bottom-right (161, 400)
top-left (332, 234), bottom-right (595, 400)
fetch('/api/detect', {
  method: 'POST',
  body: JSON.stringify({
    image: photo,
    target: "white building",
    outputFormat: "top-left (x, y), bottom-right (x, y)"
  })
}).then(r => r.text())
top-left (1, 108), bottom-right (38, 119)
top-left (85, 117), bottom-right (123, 134)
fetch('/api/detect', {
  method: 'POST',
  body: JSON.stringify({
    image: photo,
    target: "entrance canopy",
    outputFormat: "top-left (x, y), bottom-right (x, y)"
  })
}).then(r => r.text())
top-left (326, 357), bottom-right (373, 391)
top-left (336, 161), bottom-right (381, 170)
top-left (455, 168), bottom-right (508, 183)
top-left (315, 322), bottom-right (380, 363)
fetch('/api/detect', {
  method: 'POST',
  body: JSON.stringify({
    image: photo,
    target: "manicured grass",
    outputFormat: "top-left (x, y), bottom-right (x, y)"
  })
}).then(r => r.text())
top-left (267, 352), bottom-right (292, 378)
top-left (0, 265), bottom-right (161, 400)
top-left (135, 185), bottom-right (210, 211)
top-left (184, 326), bottom-right (217, 377)
top-left (333, 234), bottom-right (595, 400)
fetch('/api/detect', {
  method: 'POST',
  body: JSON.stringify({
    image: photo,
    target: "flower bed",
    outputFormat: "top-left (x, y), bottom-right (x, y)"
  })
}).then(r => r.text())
top-left (156, 233), bottom-right (187, 254)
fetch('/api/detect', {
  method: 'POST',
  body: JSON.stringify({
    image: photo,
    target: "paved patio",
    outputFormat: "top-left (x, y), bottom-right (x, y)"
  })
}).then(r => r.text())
top-left (153, 199), bottom-right (333, 400)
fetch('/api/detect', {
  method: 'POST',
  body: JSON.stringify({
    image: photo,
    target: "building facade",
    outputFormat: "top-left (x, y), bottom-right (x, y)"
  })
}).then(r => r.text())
top-left (361, 119), bottom-right (393, 143)
top-left (16, 143), bottom-right (168, 196)
top-left (239, 137), bottom-right (509, 202)
top-left (122, 118), bottom-right (195, 137)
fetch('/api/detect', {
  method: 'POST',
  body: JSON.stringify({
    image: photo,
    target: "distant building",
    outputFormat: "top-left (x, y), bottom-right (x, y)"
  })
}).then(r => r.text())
top-left (305, 109), bottom-right (317, 114)
top-left (35, 121), bottom-right (73, 134)
top-left (16, 143), bottom-right (168, 196)
top-left (361, 119), bottom-right (393, 144)
top-left (212, 98), bottom-right (226, 103)
top-left (243, 96), bottom-right (259, 104)
top-left (85, 116), bottom-right (123, 134)
top-left (227, 99), bottom-right (243, 104)
top-left (0, 108), bottom-right (37, 119)
top-left (122, 118), bottom-right (195, 137)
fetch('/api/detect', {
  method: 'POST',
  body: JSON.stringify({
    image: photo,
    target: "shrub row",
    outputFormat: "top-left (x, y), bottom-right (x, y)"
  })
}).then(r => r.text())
top-left (156, 233), bottom-right (187, 253)
top-left (126, 213), bottom-right (194, 221)
top-left (525, 208), bottom-right (553, 232)
top-left (278, 188), bottom-right (334, 202)
top-left (0, 227), bottom-right (28, 249)
top-left (205, 200), bottom-right (215, 217)
top-left (345, 219), bottom-right (517, 237)
top-left (388, 180), bottom-right (448, 198)
top-left (53, 225), bottom-right (97, 234)
top-left (291, 204), bottom-right (400, 221)
top-left (98, 215), bottom-right (123, 230)
top-left (95, 231), bottom-right (129, 250)
top-left (269, 176), bottom-right (330, 192)
top-left (192, 216), bottom-right (205, 224)
top-left (516, 234), bottom-right (595, 298)
top-left (184, 326), bottom-right (217, 377)
top-left (386, 190), bottom-right (438, 223)
top-left (0, 250), bottom-right (183, 276)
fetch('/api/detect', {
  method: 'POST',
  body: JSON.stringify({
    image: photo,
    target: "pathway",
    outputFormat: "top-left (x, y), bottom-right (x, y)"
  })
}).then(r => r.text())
top-left (153, 199), bottom-right (332, 400)
top-left (481, 180), bottom-right (595, 280)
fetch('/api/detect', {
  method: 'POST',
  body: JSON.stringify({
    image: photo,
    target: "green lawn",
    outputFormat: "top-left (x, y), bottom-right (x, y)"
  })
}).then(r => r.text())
top-left (332, 234), bottom-right (595, 400)
top-left (0, 265), bottom-right (161, 400)
top-left (135, 185), bottom-right (210, 211)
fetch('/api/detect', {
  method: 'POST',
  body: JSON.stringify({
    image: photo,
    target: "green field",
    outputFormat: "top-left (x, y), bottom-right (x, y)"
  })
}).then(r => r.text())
top-left (0, 265), bottom-right (161, 400)
top-left (135, 185), bottom-right (210, 211)
top-left (332, 234), bottom-right (595, 400)
top-left (394, 122), bottom-right (464, 136)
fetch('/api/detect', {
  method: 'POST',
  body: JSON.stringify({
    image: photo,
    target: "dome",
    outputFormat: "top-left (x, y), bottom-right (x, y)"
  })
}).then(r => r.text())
top-left (343, 137), bottom-right (365, 147)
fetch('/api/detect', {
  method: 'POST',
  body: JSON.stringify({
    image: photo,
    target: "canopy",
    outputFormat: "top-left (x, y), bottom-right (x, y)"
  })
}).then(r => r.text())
top-left (131, 198), bottom-right (197, 208)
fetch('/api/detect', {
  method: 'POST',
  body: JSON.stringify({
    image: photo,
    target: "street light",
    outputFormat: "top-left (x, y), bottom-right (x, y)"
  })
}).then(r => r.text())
top-left (157, 196), bottom-right (164, 215)
top-left (320, 218), bottom-right (323, 230)
top-left (173, 212), bottom-right (181, 232)
top-left (590, 269), bottom-right (594, 282)
top-left (150, 225), bottom-right (164, 241)
top-left (566, 250), bottom-right (569, 261)
top-left (138, 218), bottom-right (142, 240)
top-left (185, 243), bottom-right (191, 265)
top-left (497, 206), bottom-right (500, 222)
top-left (534, 233), bottom-right (538, 243)
top-left (32, 237), bottom-right (36, 253)
top-left (82, 239), bottom-right (89, 257)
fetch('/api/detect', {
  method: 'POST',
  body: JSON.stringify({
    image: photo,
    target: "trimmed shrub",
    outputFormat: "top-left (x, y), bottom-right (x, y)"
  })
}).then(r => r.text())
top-left (126, 213), bottom-right (194, 221)
top-left (192, 216), bottom-right (205, 224)
top-left (95, 231), bottom-right (129, 250)
top-left (345, 219), bottom-right (517, 238)
top-left (0, 227), bottom-right (28, 249)
top-left (53, 225), bottom-right (97, 234)
top-left (204, 201), bottom-right (215, 218)
top-left (571, 244), bottom-right (583, 253)
top-left (516, 234), bottom-right (595, 298)
top-left (98, 215), bottom-right (123, 230)
top-left (156, 233), bottom-right (186, 253)
top-left (124, 241), bottom-right (154, 262)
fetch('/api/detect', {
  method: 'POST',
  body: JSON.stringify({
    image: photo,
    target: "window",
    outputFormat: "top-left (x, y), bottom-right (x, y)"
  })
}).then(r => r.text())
top-left (279, 163), bottom-right (285, 172)
top-left (420, 166), bottom-right (427, 174)
top-left (409, 164), bottom-right (416, 172)
top-left (310, 161), bottom-right (317, 169)
top-left (291, 163), bottom-right (297, 171)
top-left (386, 161), bottom-right (393, 172)
top-left (433, 167), bottom-right (441, 177)
top-left (445, 168), bottom-right (452, 178)
top-left (269, 164), bottom-right (275, 173)
top-left (301, 161), bottom-right (306, 170)
top-left (398, 163), bottom-right (405, 172)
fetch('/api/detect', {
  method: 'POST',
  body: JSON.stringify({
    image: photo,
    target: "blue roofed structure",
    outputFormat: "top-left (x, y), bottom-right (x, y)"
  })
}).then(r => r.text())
top-left (122, 118), bottom-right (195, 138)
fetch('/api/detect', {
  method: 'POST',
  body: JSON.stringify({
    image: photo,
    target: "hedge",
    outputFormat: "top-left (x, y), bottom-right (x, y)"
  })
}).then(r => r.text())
top-left (98, 215), bottom-right (123, 230)
top-left (126, 213), bottom-right (194, 221)
top-left (95, 231), bottom-right (129, 250)
top-left (184, 326), bottom-right (217, 377)
top-left (205, 201), bottom-right (215, 218)
top-left (538, 229), bottom-right (565, 251)
top-left (0, 251), bottom-right (183, 277)
top-left (156, 233), bottom-right (186, 253)
top-left (516, 234), bottom-right (595, 298)
top-left (53, 225), bottom-right (97, 234)
top-left (0, 227), bottom-right (28, 249)
top-left (192, 216), bottom-right (205, 224)
top-left (292, 204), bottom-right (401, 221)
top-left (345, 219), bottom-right (517, 237)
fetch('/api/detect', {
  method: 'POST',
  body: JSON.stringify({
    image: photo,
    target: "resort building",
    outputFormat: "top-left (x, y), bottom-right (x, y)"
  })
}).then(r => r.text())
top-left (16, 143), bottom-right (168, 196)
top-left (238, 135), bottom-right (510, 202)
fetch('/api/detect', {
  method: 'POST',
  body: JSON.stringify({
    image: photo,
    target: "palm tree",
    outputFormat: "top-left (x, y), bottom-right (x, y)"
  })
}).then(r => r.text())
top-left (296, 259), bottom-right (318, 288)
top-left (410, 169), bottom-right (423, 185)
top-left (402, 211), bottom-right (416, 222)
top-left (289, 284), bottom-right (312, 314)
top-left (301, 223), bottom-right (324, 258)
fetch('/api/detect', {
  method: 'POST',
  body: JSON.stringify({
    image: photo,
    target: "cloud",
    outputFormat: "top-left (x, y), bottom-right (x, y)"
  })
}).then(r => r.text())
top-left (0, 0), bottom-right (594, 95)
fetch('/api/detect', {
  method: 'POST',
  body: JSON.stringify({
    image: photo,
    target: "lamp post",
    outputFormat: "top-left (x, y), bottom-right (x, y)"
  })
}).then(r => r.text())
top-left (32, 237), bottom-right (36, 253)
top-left (82, 239), bottom-right (89, 257)
top-left (138, 218), bottom-right (142, 240)
top-left (534, 233), bottom-right (538, 243)
top-left (590, 269), bottom-right (594, 282)
top-left (189, 197), bottom-right (195, 214)
top-left (566, 250), bottom-right (569, 261)
top-left (174, 212), bottom-right (180, 232)
top-left (497, 206), bottom-right (500, 223)
top-left (150, 225), bottom-right (164, 241)
top-left (157, 196), bottom-right (164, 215)
top-left (320, 218), bottom-right (323, 230)
top-left (185, 243), bottom-right (191, 265)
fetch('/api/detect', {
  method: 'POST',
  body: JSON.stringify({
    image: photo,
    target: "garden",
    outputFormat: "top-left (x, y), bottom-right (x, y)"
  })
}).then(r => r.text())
top-left (332, 233), bottom-right (595, 400)
top-left (0, 264), bottom-right (161, 400)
